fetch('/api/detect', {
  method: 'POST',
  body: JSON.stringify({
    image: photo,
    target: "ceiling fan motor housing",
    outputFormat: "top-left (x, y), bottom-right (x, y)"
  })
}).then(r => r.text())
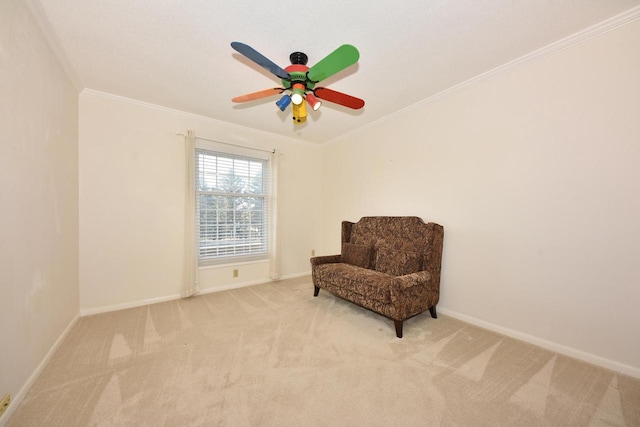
top-left (282, 64), bottom-right (315, 92)
top-left (289, 51), bottom-right (308, 65)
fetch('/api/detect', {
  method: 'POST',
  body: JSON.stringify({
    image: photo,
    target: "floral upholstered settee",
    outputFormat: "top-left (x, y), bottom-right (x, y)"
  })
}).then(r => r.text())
top-left (311, 216), bottom-right (444, 338)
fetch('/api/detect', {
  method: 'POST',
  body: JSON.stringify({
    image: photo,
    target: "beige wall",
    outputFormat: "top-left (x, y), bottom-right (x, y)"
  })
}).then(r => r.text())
top-left (0, 0), bottom-right (79, 420)
top-left (321, 20), bottom-right (640, 375)
top-left (79, 92), bottom-right (322, 314)
top-left (3, 6), bottom-right (638, 420)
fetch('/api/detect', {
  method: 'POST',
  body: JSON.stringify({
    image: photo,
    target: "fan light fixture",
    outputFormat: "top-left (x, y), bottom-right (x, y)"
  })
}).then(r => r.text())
top-left (306, 92), bottom-right (322, 111)
top-left (276, 94), bottom-right (292, 111)
top-left (230, 42), bottom-right (365, 125)
top-left (290, 83), bottom-right (305, 105)
top-left (292, 99), bottom-right (307, 123)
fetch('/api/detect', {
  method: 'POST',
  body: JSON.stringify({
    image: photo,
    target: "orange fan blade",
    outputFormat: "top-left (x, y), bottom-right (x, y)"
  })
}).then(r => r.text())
top-left (232, 88), bottom-right (284, 103)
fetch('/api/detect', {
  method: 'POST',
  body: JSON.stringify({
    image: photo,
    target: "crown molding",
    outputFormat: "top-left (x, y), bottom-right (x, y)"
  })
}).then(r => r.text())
top-left (81, 89), bottom-right (319, 147)
top-left (422, 5), bottom-right (640, 105)
top-left (25, 0), bottom-right (83, 92)
top-left (326, 5), bottom-right (640, 145)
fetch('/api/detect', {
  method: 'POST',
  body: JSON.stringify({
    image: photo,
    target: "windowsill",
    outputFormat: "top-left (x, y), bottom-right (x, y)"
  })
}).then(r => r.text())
top-left (198, 258), bottom-right (269, 270)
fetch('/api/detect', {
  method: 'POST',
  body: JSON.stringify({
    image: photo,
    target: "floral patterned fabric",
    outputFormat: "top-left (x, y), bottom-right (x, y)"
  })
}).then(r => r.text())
top-left (314, 263), bottom-right (393, 303)
top-left (341, 243), bottom-right (373, 269)
top-left (311, 216), bottom-right (444, 332)
top-left (374, 247), bottom-right (422, 276)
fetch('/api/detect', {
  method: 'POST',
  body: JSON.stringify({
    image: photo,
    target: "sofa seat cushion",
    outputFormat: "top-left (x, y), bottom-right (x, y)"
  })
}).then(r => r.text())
top-left (314, 263), bottom-right (393, 303)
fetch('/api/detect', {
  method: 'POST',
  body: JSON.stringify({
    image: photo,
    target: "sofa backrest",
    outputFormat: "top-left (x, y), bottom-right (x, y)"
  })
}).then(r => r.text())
top-left (342, 216), bottom-right (444, 278)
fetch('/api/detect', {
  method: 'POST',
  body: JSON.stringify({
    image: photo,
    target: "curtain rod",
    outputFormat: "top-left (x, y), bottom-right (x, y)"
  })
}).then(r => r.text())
top-left (175, 131), bottom-right (275, 154)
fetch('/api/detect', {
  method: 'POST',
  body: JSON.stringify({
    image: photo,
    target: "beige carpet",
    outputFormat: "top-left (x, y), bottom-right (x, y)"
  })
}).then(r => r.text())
top-left (7, 276), bottom-right (640, 426)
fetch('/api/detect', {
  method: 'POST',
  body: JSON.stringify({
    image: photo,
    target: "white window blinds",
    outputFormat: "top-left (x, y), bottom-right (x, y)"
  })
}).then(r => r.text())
top-left (195, 148), bottom-right (269, 264)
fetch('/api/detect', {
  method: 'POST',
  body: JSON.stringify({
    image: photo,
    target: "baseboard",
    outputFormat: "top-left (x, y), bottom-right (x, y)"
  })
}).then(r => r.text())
top-left (279, 271), bottom-right (312, 280)
top-left (80, 271), bottom-right (312, 316)
top-left (0, 313), bottom-right (80, 427)
top-left (80, 293), bottom-right (182, 316)
top-left (438, 307), bottom-right (640, 379)
top-left (196, 271), bottom-right (312, 295)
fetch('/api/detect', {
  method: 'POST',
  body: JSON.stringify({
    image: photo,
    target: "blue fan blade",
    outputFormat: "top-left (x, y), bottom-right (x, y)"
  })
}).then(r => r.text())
top-left (231, 42), bottom-right (290, 80)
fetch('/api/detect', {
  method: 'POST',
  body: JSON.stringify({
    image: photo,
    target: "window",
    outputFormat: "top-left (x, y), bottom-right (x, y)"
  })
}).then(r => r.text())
top-left (195, 148), bottom-right (269, 265)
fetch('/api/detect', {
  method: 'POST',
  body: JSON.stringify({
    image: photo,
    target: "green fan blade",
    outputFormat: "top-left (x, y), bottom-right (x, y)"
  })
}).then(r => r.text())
top-left (307, 44), bottom-right (359, 83)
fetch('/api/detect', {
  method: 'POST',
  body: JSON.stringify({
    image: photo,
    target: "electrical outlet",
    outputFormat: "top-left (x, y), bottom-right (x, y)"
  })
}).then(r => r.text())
top-left (0, 393), bottom-right (10, 418)
top-left (311, 249), bottom-right (316, 256)
top-left (233, 269), bottom-right (238, 278)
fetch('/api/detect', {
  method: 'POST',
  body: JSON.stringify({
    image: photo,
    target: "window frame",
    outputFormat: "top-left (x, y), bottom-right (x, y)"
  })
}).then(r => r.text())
top-left (195, 147), bottom-right (270, 266)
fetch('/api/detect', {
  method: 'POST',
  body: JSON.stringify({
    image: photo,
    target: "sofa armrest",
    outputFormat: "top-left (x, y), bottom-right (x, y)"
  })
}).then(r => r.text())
top-left (389, 270), bottom-right (439, 319)
top-left (391, 270), bottom-right (432, 290)
top-left (310, 254), bottom-right (342, 267)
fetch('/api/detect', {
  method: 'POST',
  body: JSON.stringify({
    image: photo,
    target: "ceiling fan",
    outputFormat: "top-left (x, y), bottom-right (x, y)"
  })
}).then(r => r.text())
top-left (231, 42), bottom-right (365, 124)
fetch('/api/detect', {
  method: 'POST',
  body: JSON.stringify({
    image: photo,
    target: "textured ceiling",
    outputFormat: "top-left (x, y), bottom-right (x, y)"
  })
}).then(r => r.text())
top-left (34, 0), bottom-right (640, 143)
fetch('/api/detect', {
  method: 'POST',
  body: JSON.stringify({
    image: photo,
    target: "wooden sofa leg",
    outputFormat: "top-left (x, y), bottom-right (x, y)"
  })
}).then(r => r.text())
top-left (313, 286), bottom-right (320, 297)
top-left (429, 305), bottom-right (437, 318)
top-left (394, 320), bottom-right (403, 338)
